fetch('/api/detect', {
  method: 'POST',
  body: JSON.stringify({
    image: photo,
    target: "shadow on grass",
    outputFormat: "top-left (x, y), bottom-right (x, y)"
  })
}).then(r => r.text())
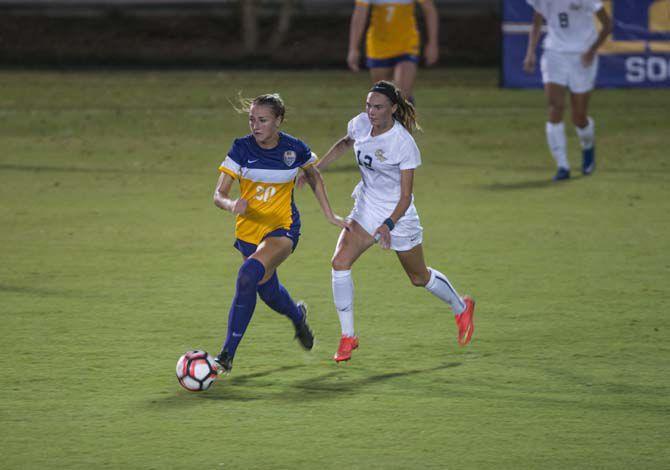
top-left (202, 361), bottom-right (461, 403)
top-left (150, 361), bottom-right (464, 407)
top-left (228, 364), bottom-right (306, 385)
top-left (288, 362), bottom-right (463, 397)
top-left (482, 178), bottom-right (566, 190)
top-left (0, 283), bottom-right (72, 297)
top-left (151, 365), bottom-right (308, 406)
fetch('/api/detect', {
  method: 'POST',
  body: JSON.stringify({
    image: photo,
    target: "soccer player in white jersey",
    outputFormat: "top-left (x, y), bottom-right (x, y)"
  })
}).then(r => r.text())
top-left (523, 0), bottom-right (611, 181)
top-left (299, 81), bottom-right (475, 362)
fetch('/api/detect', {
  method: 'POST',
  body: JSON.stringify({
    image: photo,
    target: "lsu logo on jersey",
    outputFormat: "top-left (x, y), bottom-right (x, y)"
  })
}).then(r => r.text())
top-left (283, 150), bottom-right (296, 167)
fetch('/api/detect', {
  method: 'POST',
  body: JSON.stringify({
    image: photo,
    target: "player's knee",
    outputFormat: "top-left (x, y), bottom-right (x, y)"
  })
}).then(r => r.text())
top-left (236, 271), bottom-right (256, 292)
top-left (331, 249), bottom-right (353, 271)
top-left (408, 271), bottom-right (430, 287)
top-left (572, 112), bottom-right (587, 128)
top-left (237, 259), bottom-right (264, 292)
top-left (548, 104), bottom-right (564, 121)
top-left (331, 256), bottom-right (352, 271)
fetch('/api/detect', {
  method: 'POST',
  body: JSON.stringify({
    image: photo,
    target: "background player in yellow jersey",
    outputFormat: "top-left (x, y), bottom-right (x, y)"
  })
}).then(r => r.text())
top-left (347, 0), bottom-right (439, 102)
top-left (212, 93), bottom-right (349, 374)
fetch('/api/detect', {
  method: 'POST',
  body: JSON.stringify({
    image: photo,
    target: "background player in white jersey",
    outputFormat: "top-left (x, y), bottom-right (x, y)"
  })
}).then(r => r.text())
top-left (523, 0), bottom-right (611, 181)
top-left (299, 81), bottom-right (475, 362)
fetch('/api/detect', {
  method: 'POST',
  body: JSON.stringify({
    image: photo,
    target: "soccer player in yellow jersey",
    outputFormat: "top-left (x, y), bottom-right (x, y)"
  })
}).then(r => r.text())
top-left (347, 0), bottom-right (439, 102)
top-left (212, 93), bottom-right (349, 374)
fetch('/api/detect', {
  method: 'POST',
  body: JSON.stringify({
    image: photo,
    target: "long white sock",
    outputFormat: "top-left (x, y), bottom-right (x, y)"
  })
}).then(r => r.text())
top-left (425, 267), bottom-right (466, 315)
top-left (545, 122), bottom-right (569, 169)
top-left (332, 269), bottom-right (355, 336)
top-left (575, 116), bottom-right (595, 150)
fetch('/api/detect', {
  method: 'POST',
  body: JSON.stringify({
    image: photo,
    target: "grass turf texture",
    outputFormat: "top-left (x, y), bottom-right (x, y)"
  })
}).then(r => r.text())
top-left (1, 68), bottom-right (669, 468)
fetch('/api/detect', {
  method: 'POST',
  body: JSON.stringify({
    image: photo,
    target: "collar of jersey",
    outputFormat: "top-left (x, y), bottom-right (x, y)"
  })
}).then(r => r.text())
top-left (250, 132), bottom-right (284, 152)
top-left (368, 120), bottom-right (398, 139)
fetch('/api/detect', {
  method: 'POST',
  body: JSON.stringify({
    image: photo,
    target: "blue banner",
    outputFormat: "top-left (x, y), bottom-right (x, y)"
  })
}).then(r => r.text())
top-left (501, 0), bottom-right (670, 88)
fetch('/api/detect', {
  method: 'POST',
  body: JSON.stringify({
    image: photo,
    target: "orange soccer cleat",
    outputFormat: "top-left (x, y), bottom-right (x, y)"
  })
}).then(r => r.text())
top-left (455, 296), bottom-right (475, 346)
top-left (333, 335), bottom-right (359, 362)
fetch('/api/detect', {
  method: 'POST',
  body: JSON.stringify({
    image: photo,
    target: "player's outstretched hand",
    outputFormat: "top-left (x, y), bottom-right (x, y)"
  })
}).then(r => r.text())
top-left (231, 198), bottom-right (248, 215)
top-left (523, 53), bottom-right (536, 74)
top-left (424, 41), bottom-right (439, 66)
top-left (347, 49), bottom-right (361, 72)
top-left (581, 50), bottom-right (595, 67)
top-left (373, 225), bottom-right (391, 250)
top-left (329, 214), bottom-right (351, 231)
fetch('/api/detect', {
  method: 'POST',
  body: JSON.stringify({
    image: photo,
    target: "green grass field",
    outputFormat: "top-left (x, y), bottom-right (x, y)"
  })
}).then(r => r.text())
top-left (1, 68), bottom-right (669, 469)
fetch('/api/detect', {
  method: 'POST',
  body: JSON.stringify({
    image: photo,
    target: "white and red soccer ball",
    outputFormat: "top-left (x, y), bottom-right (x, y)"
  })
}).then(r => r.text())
top-left (175, 350), bottom-right (218, 392)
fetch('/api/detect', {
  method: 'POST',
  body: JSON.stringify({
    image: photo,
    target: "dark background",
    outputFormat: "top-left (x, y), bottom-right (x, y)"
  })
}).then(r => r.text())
top-left (0, 0), bottom-right (500, 67)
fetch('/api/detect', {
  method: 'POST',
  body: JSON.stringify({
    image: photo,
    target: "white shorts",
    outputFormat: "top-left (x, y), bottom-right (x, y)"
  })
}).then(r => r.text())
top-left (540, 49), bottom-right (598, 94)
top-left (348, 195), bottom-right (423, 252)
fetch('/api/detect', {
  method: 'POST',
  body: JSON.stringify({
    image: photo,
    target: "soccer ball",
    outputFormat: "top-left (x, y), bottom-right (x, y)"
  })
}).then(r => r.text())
top-left (176, 350), bottom-right (218, 392)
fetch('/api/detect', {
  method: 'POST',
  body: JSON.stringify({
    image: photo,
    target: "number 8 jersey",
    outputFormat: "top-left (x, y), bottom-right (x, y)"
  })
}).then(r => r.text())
top-left (527, 0), bottom-right (603, 53)
top-left (347, 112), bottom-right (421, 210)
top-left (218, 132), bottom-right (317, 245)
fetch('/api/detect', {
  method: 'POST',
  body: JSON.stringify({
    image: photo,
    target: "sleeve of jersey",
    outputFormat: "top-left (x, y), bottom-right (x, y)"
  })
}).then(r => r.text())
top-left (301, 152), bottom-right (318, 168)
top-left (347, 113), bottom-right (366, 140)
top-left (297, 141), bottom-right (318, 168)
top-left (398, 140), bottom-right (422, 170)
top-left (219, 156), bottom-right (241, 179)
top-left (219, 141), bottom-right (243, 179)
top-left (588, 0), bottom-right (603, 13)
top-left (526, 0), bottom-right (542, 14)
top-left (347, 117), bottom-right (357, 140)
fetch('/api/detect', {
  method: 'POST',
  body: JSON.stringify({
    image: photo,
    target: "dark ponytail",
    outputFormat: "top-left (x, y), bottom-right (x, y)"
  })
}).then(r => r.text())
top-left (369, 80), bottom-right (420, 134)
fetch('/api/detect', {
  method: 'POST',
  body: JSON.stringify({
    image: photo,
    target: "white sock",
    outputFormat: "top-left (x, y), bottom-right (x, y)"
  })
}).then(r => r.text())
top-left (425, 267), bottom-right (466, 315)
top-left (545, 122), bottom-right (569, 169)
top-left (332, 269), bottom-right (355, 337)
top-left (575, 116), bottom-right (595, 150)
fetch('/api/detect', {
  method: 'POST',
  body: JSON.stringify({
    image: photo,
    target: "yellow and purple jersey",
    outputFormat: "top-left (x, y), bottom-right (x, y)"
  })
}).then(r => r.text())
top-left (358, 0), bottom-right (424, 59)
top-left (219, 133), bottom-right (317, 246)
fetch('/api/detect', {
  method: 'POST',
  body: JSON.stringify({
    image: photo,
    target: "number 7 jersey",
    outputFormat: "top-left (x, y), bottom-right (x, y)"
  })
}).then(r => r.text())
top-left (218, 132), bottom-right (317, 245)
top-left (359, 0), bottom-right (425, 59)
top-left (347, 112), bottom-right (421, 211)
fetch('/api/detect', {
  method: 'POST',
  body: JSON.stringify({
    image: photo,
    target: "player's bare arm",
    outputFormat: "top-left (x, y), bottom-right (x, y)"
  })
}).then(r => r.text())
top-left (296, 136), bottom-right (354, 189)
top-left (302, 163), bottom-right (350, 230)
top-left (420, 0), bottom-right (440, 66)
top-left (317, 135), bottom-right (355, 171)
top-left (347, 3), bottom-right (370, 72)
top-left (582, 8), bottom-right (612, 66)
top-left (523, 11), bottom-right (544, 74)
top-left (213, 172), bottom-right (247, 214)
